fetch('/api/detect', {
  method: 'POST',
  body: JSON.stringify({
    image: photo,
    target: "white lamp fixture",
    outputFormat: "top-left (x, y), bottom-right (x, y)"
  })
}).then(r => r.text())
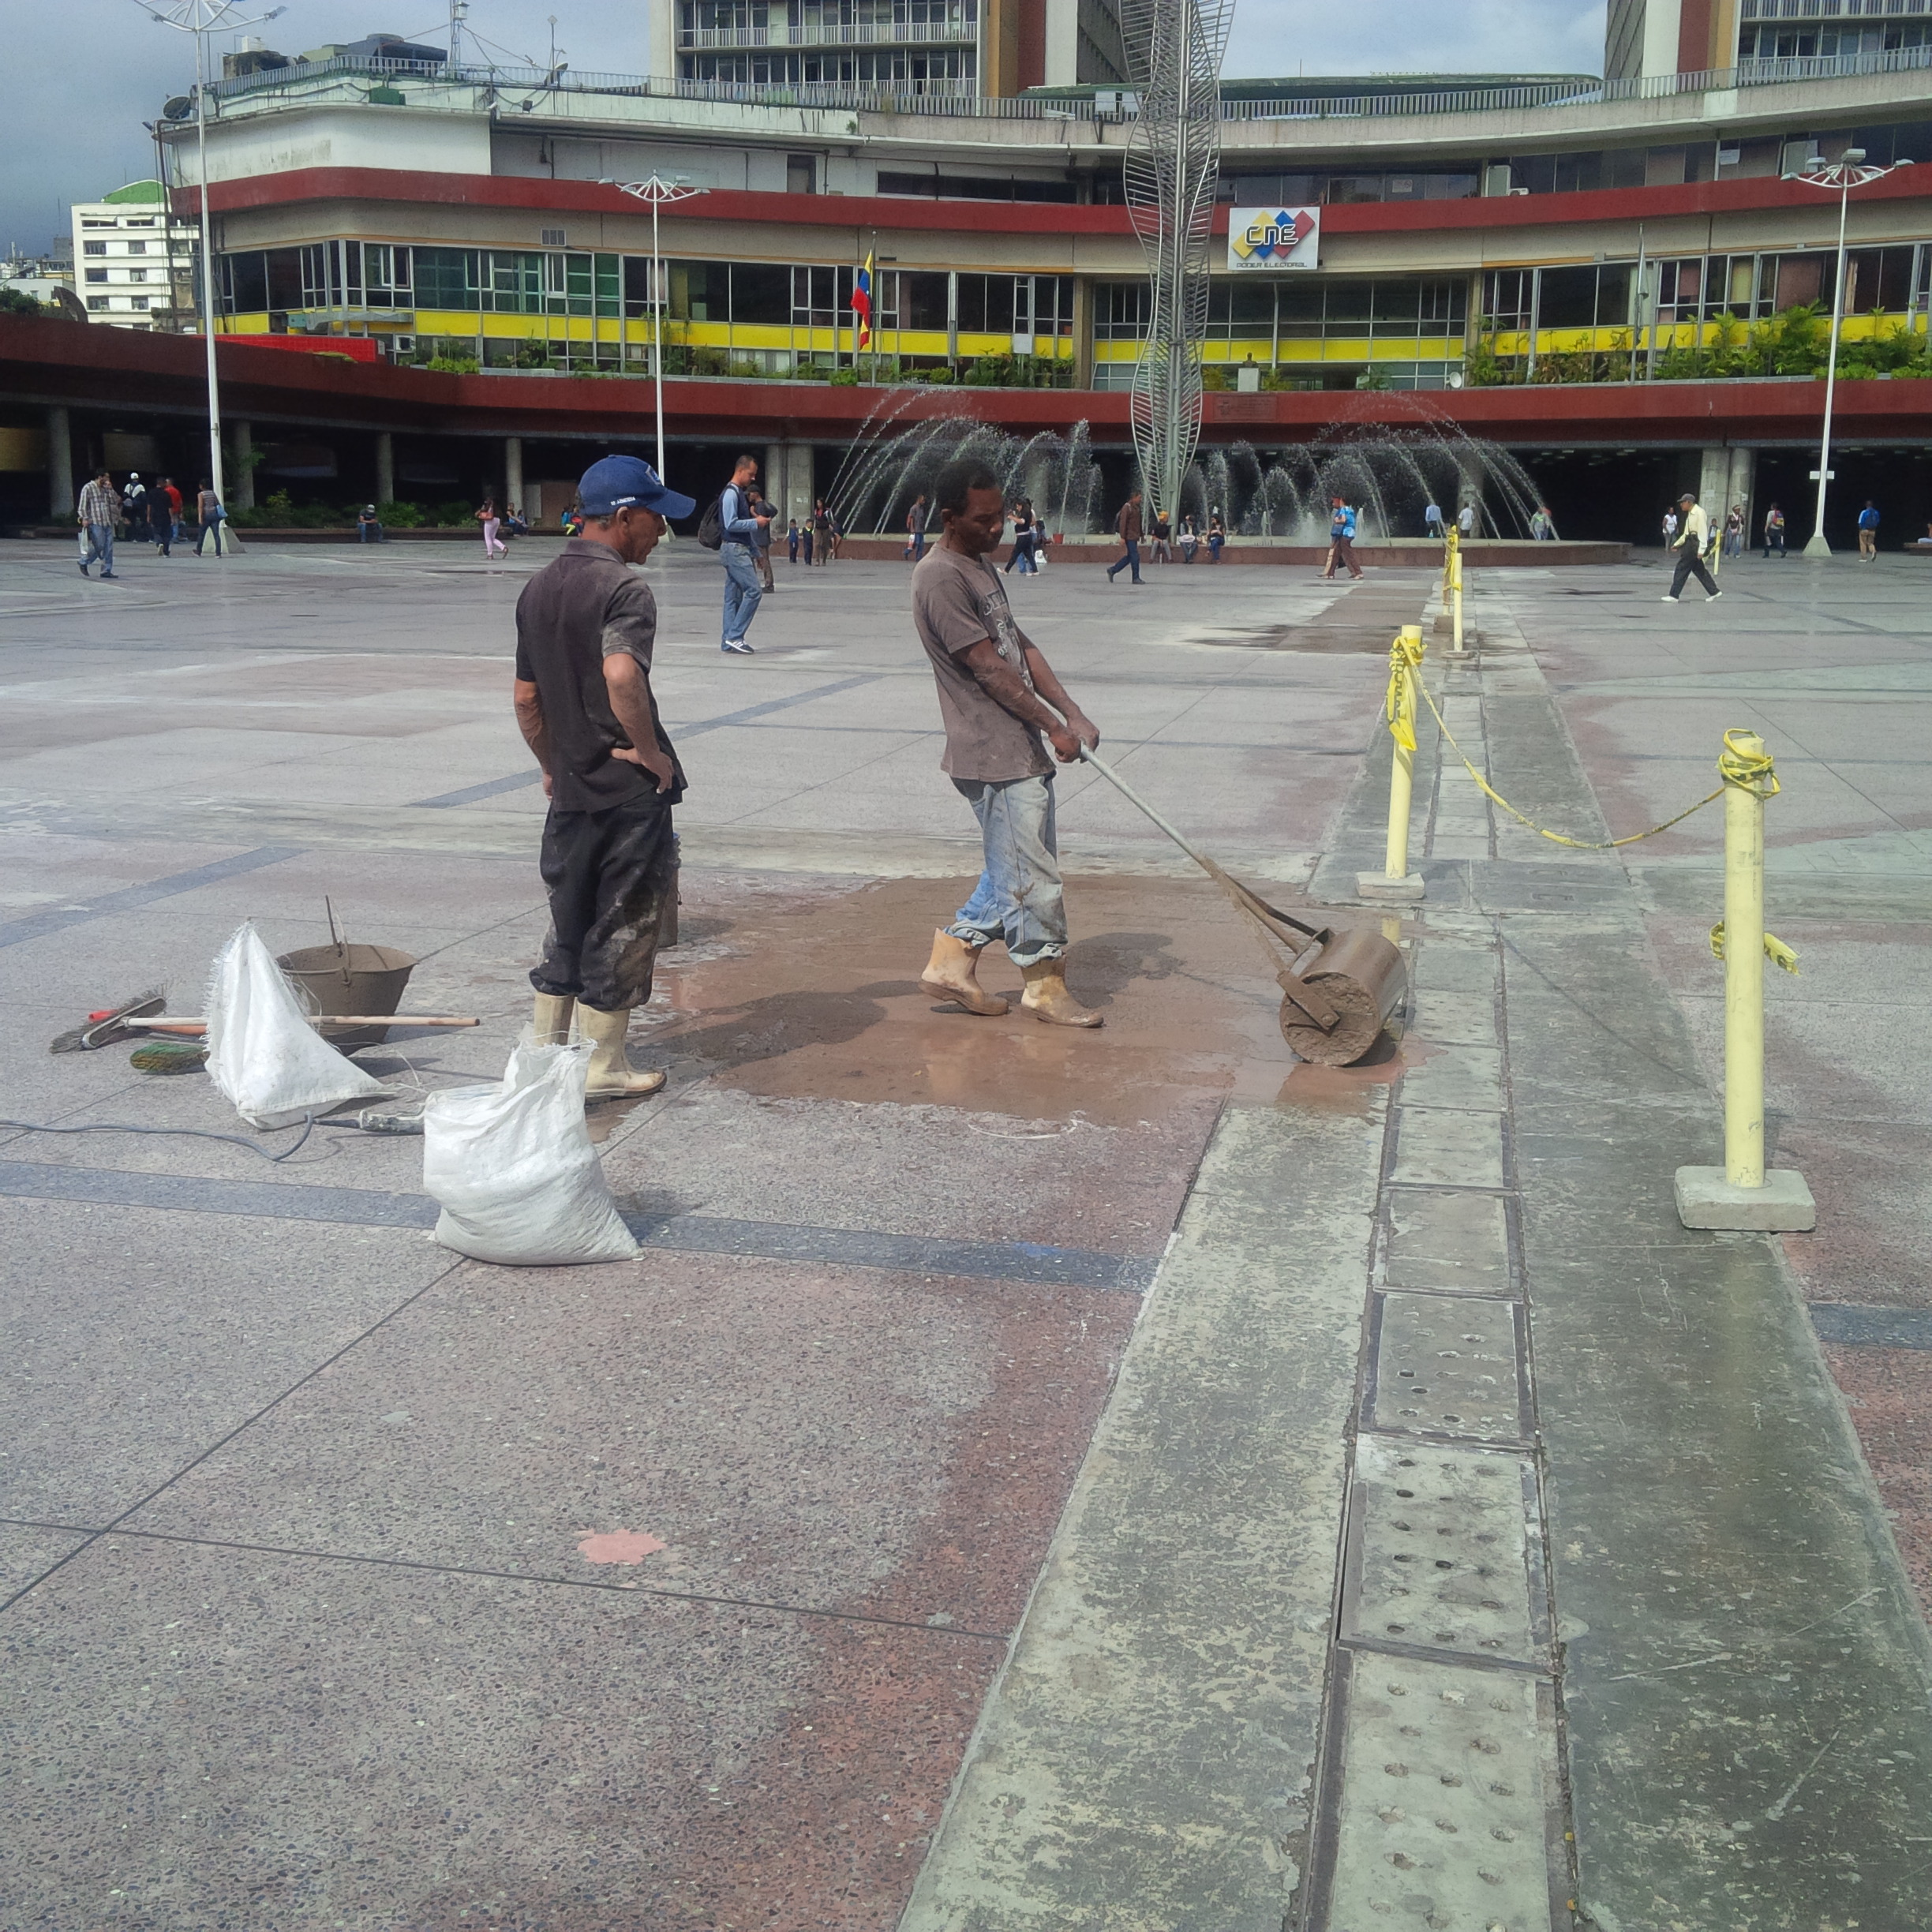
top-left (137, 0), bottom-right (286, 546)
top-left (1780, 147), bottom-right (1910, 557)
top-left (613, 176), bottom-right (705, 483)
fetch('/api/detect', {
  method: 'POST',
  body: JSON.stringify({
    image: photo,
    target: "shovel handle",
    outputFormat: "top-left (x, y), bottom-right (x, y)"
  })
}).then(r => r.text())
top-left (123, 1016), bottom-right (480, 1036)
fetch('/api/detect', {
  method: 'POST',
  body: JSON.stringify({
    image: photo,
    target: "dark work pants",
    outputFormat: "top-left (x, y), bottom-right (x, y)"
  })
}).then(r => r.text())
top-left (530, 792), bottom-right (676, 1012)
top-left (1668, 546), bottom-right (1720, 599)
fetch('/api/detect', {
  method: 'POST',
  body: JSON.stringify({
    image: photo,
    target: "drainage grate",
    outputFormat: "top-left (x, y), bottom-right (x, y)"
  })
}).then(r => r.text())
top-left (1342, 1437), bottom-right (1543, 1666)
top-left (1367, 1293), bottom-right (1527, 1444)
top-left (1323, 1650), bottom-right (1562, 1931)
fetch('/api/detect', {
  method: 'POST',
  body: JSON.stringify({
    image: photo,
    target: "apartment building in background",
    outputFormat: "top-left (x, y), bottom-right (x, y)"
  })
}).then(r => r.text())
top-left (646, 0), bottom-right (1130, 99)
top-left (1606, 0), bottom-right (1932, 80)
top-left (70, 181), bottom-right (196, 331)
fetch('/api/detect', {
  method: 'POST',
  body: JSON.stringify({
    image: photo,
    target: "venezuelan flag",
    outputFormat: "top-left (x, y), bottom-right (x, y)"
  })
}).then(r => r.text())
top-left (852, 252), bottom-right (874, 350)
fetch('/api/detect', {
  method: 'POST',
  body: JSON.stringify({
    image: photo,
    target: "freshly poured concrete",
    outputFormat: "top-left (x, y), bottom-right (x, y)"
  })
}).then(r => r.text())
top-left (3, 537), bottom-right (1930, 1929)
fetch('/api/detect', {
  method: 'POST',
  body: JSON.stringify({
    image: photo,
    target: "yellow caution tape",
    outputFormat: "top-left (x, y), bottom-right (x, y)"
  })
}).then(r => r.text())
top-left (1709, 923), bottom-right (1801, 973)
top-left (1410, 673), bottom-right (1726, 850)
top-left (1383, 629), bottom-right (1425, 754)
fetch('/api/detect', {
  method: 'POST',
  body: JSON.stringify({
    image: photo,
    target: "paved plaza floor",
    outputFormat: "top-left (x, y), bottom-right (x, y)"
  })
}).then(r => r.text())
top-left (1, 534), bottom-right (1929, 1931)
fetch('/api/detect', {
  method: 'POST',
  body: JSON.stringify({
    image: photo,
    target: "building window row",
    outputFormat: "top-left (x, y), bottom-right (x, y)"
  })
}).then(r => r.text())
top-left (1094, 276), bottom-right (1467, 340)
top-left (679, 47), bottom-right (975, 84)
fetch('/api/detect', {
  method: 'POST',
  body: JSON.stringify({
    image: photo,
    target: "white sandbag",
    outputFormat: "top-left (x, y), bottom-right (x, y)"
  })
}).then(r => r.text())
top-left (422, 1039), bottom-right (641, 1267)
top-left (204, 922), bottom-right (386, 1129)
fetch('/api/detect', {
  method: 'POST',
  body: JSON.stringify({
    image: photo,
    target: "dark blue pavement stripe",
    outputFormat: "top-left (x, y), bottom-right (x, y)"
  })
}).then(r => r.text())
top-left (0, 1159), bottom-right (1151, 1293)
top-left (0, 847), bottom-right (305, 950)
top-left (1810, 1302), bottom-right (1932, 1350)
top-left (412, 673), bottom-right (879, 808)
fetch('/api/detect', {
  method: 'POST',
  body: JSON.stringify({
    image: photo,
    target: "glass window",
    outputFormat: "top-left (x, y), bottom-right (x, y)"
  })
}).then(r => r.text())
top-left (731, 261), bottom-right (791, 325)
top-left (1536, 265), bottom-right (1599, 329)
top-left (595, 253), bottom-right (621, 318)
top-left (898, 270), bottom-right (948, 331)
top-left (84, 240), bottom-right (107, 256)
top-left (85, 268), bottom-right (107, 283)
top-left (670, 260), bottom-right (718, 320)
top-left (413, 246), bottom-right (478, 309)
top-left (623, 256), bottom-right (655, 320)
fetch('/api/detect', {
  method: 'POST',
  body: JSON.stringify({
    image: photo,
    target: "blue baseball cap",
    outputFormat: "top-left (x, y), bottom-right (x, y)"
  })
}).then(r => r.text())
top-left (577, 454), bottom-right (695, 519)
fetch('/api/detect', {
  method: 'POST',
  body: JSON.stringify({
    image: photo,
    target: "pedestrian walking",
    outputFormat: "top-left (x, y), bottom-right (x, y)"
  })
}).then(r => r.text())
top-left (1858, 500), bottom-right (1881, 560)
top-left (787, 519), bottom-right (800, 565)
top-left (193, 477), bottom-right (226, 556)
top-left (148, 476), bottom-right (175, 554)
top-left (1150, 509), bottom-right (1172, 565)
top-left (904, 493), bottom-right (929, 563)
top-left (912, 456), bottom-right (1104, 1030)
top-left (1322, 496), bottom-right (1364, 580)
top-left (478, 496), bottom-right (507, 559)
top-left (77, 469), bottom-right (120, 578)
top-left (1762, 503), bottom-right (1787, 558)
top-left (512, 453), bottom-right (695, 1101)
top-left (1208, 511), bottom-right (1226, 562)
top-left (160, 476), bottom-right (182, 549)
top-left (1458, 500), bottom-right (1478, 541)
top-left (812, 496), bottom-right (833, 565)
top-left (750, 488), bottom-right (777, 593)
top-left (717, 452), bottom-right (770, 653)
top-left (1106, 490), bottom-right (1144, 584)
top-left (1529, 504), bottom-right (1556, 541)
top-left (123, 473), bottom-right (147, 542)
top-left (357, 504), bottom-right (385, 545)
top-left (1661, 507), bottom-right (1679, 548)
top-left (1724, 502), bottom-right (1745, 558)
top-left (1178, 513), bottom-right (1199, 562)
top-left (1661, 492), bottom-right (1721, 602)
top-left (1425, 499), bottom-right (1446, 540)
top-left (1004, 498), bottom-right (1036, 575)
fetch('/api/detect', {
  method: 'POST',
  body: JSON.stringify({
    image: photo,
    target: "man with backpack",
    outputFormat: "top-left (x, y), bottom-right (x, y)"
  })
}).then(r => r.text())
top-left (1858, 500), bottom-right (1881, 561)
top-left (698, 452), bottom-right (771, 655)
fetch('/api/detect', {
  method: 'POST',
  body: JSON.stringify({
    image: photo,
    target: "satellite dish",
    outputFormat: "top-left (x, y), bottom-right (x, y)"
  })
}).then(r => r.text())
top-left (163, 95), bottom-right (193, 119)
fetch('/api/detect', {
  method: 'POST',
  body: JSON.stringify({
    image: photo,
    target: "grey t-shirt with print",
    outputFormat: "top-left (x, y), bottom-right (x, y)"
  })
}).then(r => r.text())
top-left (910, 544), bottom-right (1052, 782)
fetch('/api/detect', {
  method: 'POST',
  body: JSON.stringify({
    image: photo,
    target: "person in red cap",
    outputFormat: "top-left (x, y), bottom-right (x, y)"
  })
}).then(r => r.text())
top-left (511, 453), bottom-right (696, 1100)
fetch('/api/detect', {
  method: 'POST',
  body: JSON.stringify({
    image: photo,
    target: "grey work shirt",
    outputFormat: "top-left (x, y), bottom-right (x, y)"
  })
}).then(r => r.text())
top-left (911, 544), bottom-right (1052, 783)
top-left (514, 538), bottom-right (686, 813)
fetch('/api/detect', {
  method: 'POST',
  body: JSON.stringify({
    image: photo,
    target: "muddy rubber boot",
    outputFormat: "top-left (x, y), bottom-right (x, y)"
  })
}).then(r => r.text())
top-left (1020, 958), bottom-right (1103, 1028)
top-left (532, 993), bottom-right (575, 1045)
top-left (919, 930), bottom-right (1009, 1017)
top-left (576, 1003), bottom-right (668, 1098)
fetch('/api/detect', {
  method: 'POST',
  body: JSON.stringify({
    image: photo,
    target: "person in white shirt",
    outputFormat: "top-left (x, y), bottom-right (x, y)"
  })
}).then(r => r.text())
top-left (1662, 492), bottom-right (1721, 603)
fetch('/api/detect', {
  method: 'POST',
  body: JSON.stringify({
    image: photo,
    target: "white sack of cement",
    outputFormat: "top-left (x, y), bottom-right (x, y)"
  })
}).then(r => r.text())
top-left (204, 922), bottom-right (387, 1129)
top-left (422, 1039), bottom-right (641, 1267)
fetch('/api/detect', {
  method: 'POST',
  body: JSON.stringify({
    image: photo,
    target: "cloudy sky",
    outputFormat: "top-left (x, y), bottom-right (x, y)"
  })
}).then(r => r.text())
top-left (5, 0), bottom-right (1607, 257)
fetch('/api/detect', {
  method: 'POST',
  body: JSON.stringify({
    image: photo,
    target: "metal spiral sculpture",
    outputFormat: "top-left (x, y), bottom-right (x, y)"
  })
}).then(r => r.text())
top-left (1120, 0), bottom-right (1235, 524)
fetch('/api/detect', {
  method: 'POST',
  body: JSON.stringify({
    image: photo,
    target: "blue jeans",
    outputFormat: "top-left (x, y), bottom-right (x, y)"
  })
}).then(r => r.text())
top-left (947, 773), bottom-right (1066, 967)
top-left (1106, 538), bottom-right (1141, 582)
top-left (721, 542), bottom-right (763, 642)
top-left (358, 521), bottom-right (384, 543)
top-left (84, 523), bottom-right (114, 571)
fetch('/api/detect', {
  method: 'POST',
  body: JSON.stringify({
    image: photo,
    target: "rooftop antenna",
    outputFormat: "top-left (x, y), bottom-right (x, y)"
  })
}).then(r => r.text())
top-left (447, 0), bottom-right (467, 67)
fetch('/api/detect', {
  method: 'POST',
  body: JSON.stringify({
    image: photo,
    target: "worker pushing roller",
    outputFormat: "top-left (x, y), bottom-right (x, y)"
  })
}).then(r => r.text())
top-left (911, 457), bottom-right (1106, 1027)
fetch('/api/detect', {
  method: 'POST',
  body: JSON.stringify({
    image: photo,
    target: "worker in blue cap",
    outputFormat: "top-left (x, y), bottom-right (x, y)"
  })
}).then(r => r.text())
top-left (511, 453), bottom-right (696, 1099)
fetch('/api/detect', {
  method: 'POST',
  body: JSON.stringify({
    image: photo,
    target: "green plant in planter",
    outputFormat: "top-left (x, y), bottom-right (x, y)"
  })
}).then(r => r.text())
top-left (375, 500), bottom-right (424, 528)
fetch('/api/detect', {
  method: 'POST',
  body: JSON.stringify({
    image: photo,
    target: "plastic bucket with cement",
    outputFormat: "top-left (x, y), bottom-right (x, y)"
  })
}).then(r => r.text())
top-left (276, 942), bottom-right (417, 1049)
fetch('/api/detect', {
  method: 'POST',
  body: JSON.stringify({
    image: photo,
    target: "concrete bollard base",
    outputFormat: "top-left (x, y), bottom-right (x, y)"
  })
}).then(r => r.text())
top-left (1356, 872), bottom-right (1426, 904)
top-left (1673, 1165), bottom-right (1817, 1231)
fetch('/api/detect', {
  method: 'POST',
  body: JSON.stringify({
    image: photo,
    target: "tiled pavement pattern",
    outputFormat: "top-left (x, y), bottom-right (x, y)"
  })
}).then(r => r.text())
top-left (4, 538), bottom-right (1932, 1930)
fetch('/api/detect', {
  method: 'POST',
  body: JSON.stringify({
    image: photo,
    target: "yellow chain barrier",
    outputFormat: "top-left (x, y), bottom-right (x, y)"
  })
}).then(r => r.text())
top-left (1393, 662), bottom-right (1804, 968)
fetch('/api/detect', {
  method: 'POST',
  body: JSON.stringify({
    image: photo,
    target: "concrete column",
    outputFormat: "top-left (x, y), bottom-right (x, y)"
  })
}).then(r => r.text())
top-left (1726, 447), bottom-right (1755, 541)
top-left (375, 431), bottom-right (395, 506)
top-left (1698, 447), bottom-right (1732, 522)
top-left (775, 443), bottom-right (814, 525)
top-left (764, 442), bottom-right (785, 520)
top-left (232, 420), bottom-right (255, 511)
top-left (46, 405), bottom-right (73, 520)
top-left (504, 436), bottom-right (524, 517)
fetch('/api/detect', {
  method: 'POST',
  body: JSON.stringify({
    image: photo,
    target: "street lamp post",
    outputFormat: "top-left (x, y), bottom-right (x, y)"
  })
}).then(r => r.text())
top-left (1783, 147), bottom-right (1910, 556)
top-left (617, 176), bottom-right (704, 480)
top-left (139, 0), bottom-right (284, 548)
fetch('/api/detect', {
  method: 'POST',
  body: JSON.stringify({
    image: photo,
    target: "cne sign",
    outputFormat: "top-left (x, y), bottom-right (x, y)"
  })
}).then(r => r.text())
top-left (1228, 206), bottom-right (1320, 271)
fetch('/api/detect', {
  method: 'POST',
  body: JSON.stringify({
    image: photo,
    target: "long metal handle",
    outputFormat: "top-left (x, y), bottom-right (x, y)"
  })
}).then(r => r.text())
top-left (1078, 747), bottom-right (1218, 872)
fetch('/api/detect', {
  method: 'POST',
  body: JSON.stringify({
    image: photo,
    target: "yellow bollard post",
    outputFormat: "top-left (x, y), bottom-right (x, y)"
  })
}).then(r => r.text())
top-left (1357, 624), bottom-right (1427, 904)
top-left (1450, 537), bottom-right (1467, 654)
top-left (1674, 729), bottom-right (1815, 1230)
